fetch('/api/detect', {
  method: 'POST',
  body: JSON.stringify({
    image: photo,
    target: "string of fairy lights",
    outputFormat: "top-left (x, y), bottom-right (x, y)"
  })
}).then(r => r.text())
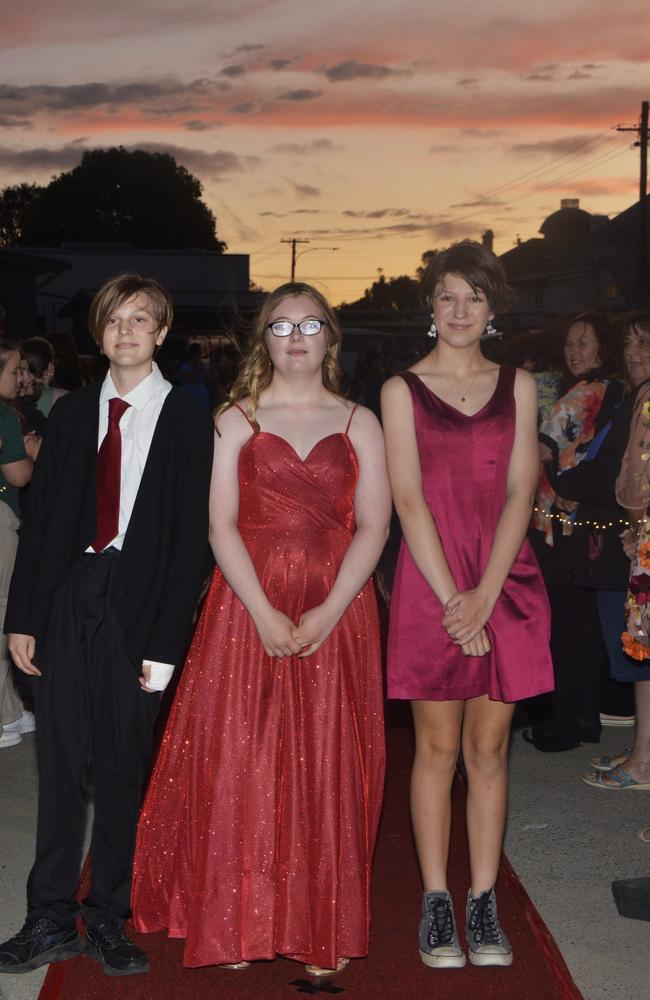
top-left (533, 508), bottom-right (647, 532)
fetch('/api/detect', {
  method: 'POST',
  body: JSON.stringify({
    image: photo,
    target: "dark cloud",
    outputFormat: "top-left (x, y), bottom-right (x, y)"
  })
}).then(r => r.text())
top-left (229, 101), bottom-right (258, 114)
top-left (323, 60), bottom-right (403, 82)
top-left (278, 89), bottom-right (322, 102)
top-left (0, 116), bottom-right (33, 128)
top-left (219, 64), bottom-right (246, 77)
top-left (0, 79), bottom-right (215, 118)
top-left (271, 138), bottom-right (342, 154)
top-left (269, 58), bottom-right (293, 70)
top-left (343, 208), bottom-right (411, 219)
top-left (0, 141), bottom-right (259, 180)
top-left (235, 43), bottom-right (265, 52)
top-left (510, 134), bottom-right (604, 157)
top-left (0, 143), bottom-right (87, 172)
top-left (457, 77), bottom-right (479, 87)
top-left (183, 119), bottom-right (222, 131)
top-left (289, 180), bottom-right (321, 197)
top-left (449, 197), bottom-right (507, 209)
top-left (134, 143), bottom-right (259, 178)
top-left (260, 208), bottom-right (323, 217)
top-left (526, 72), bottom-right (558, 82)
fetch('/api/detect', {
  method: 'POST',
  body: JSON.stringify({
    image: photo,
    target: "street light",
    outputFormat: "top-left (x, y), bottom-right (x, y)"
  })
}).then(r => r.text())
top-left (282, 240), bottom-right (339, 281)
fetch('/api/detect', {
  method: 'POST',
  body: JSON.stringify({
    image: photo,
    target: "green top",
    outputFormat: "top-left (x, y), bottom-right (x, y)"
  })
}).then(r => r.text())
top-left (0, 402), bottom-right (27, 517)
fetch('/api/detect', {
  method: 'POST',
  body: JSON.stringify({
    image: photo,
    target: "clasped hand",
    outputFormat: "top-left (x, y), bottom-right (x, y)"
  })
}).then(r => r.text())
top-left (254, 604), bottom-right (337, 659)
top-left (442, 589), bottom-right (493, 657)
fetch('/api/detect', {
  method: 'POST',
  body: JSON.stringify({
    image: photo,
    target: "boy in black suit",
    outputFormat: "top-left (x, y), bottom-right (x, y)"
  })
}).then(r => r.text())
top-left (0, 275), bottom-right (214, 977)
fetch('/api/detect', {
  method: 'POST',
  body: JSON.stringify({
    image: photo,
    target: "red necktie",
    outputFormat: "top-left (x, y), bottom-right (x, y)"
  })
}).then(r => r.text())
top-left (92, 397), bottom-right (130, 552)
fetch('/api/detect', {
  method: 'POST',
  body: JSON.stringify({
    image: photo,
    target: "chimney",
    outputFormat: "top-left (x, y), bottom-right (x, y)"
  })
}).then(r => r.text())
top-left (561, 198), bottom-right (580, 210)
top-left (481, 229), bottom-right (494, 252)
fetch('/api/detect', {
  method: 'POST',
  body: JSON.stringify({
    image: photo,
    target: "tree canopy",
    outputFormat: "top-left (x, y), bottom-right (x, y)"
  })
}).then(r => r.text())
top-left (339, 252), bottom-right (438, 312)
top-left (0, 183), bottom-right (44, 246)
top-left (1, 147), bottom-right (225, 251)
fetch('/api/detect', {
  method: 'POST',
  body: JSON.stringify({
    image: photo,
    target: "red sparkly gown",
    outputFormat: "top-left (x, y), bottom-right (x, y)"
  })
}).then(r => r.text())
top-left (131, 407), bottom-right (385, 969)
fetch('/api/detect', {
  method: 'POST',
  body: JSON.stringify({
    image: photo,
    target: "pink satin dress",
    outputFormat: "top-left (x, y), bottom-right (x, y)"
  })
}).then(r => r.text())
top-left (131, 412), bottom-right (385, 969)
top-left (387, 367), bottom-right (553, 703)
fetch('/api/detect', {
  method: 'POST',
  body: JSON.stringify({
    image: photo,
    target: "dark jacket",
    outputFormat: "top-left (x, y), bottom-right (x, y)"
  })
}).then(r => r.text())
top-left (545, 380), bottom-right (633, 590)
top-left (5, 382), bottom-right (214, 670)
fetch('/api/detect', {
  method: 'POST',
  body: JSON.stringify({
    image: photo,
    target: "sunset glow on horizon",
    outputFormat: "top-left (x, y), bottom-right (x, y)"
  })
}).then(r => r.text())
top-left (1, 0), bottom-right (649, 305)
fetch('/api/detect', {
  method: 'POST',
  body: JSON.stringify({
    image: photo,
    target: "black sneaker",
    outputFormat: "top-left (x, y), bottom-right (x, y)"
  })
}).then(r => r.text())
top-left (0, 916), bottom-right (83, 974)
top-left (418, 890), bottom-right (466, 968)
top-left (84, 919), bottom-right (149, 977)
top-left (466, 888), bottom-right (513, 966)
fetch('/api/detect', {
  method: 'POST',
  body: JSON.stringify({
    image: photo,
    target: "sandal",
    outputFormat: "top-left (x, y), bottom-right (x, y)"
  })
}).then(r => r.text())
top-left (639, 827), bottom-right (650, 844)
top-left (304, 957), bottom-right (350, 977)
top-left (219, 961), bottom-right (250, 970)
top-left (588, 749), bottom-right (632, 772)
top-left (582, 766), bottom-right (650, 791)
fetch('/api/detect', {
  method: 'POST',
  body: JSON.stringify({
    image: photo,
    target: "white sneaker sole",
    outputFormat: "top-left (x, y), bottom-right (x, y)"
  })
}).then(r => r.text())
top-left (419, 948), bottom-right (466, 968)
top-left (468, 949), bottom-right (513, 967)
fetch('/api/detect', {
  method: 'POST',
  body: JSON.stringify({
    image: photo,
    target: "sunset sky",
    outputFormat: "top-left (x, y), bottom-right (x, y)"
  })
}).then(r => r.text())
top-left (1, 0), bottom-right (649, 304)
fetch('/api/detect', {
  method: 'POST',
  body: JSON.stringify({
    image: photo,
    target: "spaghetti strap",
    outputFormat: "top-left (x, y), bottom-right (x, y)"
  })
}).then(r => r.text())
top-left (345, 404), bottom-right (359, 434)
top-left (233, 402), bottom-right (255, 428)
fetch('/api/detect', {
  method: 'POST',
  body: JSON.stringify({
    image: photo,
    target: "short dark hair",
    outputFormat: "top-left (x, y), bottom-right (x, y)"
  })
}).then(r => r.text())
top-left (20, 336), bottom-right (54, 378)
top-left (88, 274), bottom-right (173, 348)
top-left (420, 240), bottom-right (511, 314)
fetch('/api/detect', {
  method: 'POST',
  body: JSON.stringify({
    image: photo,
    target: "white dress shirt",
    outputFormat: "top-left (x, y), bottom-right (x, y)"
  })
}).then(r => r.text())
top-left (92, 363), bottom-right (174, 683)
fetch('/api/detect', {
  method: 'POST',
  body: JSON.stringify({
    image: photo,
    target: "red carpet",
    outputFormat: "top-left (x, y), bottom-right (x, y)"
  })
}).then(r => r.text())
top-left (40, 708), bottom-right (583, 1000)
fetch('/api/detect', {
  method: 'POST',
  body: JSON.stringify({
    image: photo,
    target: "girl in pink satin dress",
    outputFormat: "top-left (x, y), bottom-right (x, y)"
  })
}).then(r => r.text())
top-left (382, 241), bottom-right (552, 971)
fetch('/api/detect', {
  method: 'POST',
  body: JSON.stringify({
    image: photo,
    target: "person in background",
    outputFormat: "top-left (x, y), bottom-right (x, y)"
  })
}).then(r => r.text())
top-left (46, 332), bottom-right (84, 392)
top-left (178, 341), bottom-right (210, 409)
top-left (382, 241), bottom-right (552, 970)
top-left (20, 337), bottom-right (68, 419)
top-left (525, 312), bottom-right (622, 752)
top-left (0, 341), bottom-right (39, 749)
top-left (16, 353), bottom-right (47, 438)
top-left (583, 313), bottom-right (650, 794)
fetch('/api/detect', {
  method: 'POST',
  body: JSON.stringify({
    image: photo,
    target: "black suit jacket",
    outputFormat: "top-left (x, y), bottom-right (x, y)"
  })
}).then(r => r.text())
top-left (5, 382), bottom-right (215, 670)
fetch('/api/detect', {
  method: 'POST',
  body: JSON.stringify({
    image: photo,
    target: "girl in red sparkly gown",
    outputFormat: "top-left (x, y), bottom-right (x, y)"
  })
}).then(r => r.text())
top-left (131, 283), bottom-right (390, 976)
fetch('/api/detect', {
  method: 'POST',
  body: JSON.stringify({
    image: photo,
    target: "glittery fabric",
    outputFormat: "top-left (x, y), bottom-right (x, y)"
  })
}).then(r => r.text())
top-left (387, 366), bottom-right (554, 703)
top-left (131, 431), bottom-right (385, 969)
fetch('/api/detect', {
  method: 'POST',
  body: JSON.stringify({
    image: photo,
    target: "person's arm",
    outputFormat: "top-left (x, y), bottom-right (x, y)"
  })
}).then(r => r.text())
top-left (444, 369), bottom-right (539, 644)
top-left (142, 413), bottom-right (215, 665)
top-left (208, 406), bottom-right (303, 658)
top-left (6, 403), bottom-right (62, 675)
top-left (381, 375), bottom-right (490, 657)
top-left (292, 406), bottom-right (391, 657)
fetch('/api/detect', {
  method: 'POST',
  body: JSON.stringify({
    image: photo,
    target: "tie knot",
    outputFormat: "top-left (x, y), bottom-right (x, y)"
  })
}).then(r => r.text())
top-left (108, 397), bottom-right (130, 424)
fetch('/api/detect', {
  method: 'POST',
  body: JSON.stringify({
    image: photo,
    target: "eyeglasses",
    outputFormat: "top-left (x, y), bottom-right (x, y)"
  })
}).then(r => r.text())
top-left (267, 319), bottom-right (327, 337)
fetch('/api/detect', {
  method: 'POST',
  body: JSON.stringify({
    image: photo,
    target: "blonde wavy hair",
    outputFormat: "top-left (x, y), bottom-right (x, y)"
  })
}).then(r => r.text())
top-left (215, 282), bottom-right (344, 430)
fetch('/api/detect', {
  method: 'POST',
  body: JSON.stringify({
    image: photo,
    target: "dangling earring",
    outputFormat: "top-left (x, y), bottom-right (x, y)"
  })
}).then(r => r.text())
top-left (427, 319), bottom-right (437, 339)
top-left (482, 320), bottom-right (501, 340)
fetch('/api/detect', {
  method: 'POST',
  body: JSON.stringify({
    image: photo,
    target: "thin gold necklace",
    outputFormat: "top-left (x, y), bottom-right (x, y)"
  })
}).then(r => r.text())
top-left (458, 371), bottom-right (480, 402)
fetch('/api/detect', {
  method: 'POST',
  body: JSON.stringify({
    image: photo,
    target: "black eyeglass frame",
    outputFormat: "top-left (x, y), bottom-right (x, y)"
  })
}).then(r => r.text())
top-left (266, 319), bottom-right (329, 337)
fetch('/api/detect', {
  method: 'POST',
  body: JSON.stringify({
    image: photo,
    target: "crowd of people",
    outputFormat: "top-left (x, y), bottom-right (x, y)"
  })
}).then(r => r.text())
top-left (0, 242), bottom-right (648, 985)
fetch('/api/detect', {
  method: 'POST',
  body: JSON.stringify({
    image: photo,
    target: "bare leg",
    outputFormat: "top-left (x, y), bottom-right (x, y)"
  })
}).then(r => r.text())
top-left (462, 695), bottom-right (515, 895)
top-left (410, 699), bottom-right (464, 891)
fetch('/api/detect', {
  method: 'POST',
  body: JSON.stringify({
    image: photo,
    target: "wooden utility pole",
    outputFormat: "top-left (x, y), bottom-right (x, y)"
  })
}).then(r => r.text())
top-left (281, 238), bottom-right (309, 281)
top-left (617, 100), bottom-right (649, 306)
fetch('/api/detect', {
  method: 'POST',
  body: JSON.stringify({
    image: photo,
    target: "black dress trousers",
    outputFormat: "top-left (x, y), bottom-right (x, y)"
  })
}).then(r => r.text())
top-left (27, 550), bottom-right (161, 928)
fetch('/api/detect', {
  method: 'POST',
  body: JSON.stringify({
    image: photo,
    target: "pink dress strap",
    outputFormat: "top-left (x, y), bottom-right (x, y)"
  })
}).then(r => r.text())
top-left (345, 404), bottom-right (359, 434)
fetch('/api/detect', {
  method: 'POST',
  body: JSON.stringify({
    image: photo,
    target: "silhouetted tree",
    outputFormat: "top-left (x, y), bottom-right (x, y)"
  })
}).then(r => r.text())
top-left (0, 183), bottom-right (44, 245)
top-left (340, 251), bottom-right (438, 312)
top-left (18, 148), bottom-right (226, 251)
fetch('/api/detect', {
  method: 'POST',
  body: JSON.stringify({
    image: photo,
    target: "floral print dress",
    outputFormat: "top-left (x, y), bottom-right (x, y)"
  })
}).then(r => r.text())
top-left (617, 383), bottom-right (650, 660)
